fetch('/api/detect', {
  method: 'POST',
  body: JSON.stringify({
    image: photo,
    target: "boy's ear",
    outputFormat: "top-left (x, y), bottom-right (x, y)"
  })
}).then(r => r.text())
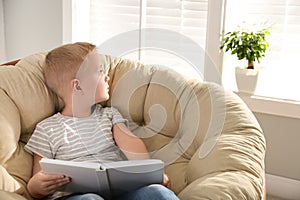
top-left (71, 79), bottom-right (82, 91)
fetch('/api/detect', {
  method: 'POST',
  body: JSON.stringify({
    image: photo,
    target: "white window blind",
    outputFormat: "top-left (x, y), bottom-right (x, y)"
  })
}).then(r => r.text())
top-left (140, 0), bottom-right (208, 79)
top-left (222, 0), bottom-right (300, 101)
top-left (89, 0), bottom-right (140, 59)
top-left (144, 0), bottom-right (207, 46)
top-left (88, 0), bottom-right (208, 79)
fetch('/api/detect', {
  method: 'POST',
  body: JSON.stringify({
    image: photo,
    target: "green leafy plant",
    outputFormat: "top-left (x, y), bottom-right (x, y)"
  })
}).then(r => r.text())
top-left (220, 23), bottom-right (271, 69)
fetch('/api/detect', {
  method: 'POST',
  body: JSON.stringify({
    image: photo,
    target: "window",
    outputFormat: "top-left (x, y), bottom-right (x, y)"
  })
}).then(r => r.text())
top-left (141, 0), bottom-right (209, 79)
top-left (72, 0), bottom-right (210, 80)
top-left (222, 0), bottom-right (300, 102)
top-left (89, 0), bottom-right (140, 50)
top-left (69, 0), bottom-right (300, 104)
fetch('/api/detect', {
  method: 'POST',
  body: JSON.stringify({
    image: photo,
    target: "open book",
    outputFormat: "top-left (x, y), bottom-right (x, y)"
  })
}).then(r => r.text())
top-left (40, 158), bottom-right (164, 199)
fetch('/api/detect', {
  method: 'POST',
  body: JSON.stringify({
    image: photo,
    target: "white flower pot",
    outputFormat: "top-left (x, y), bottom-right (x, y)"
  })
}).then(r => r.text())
top-left (235, 67), bottom-right (259, 94)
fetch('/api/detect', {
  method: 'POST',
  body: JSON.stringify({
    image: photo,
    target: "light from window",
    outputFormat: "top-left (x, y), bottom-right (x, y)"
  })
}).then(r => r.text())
top-left (222, 0), bottom-right (300, 101)
top-left (88, 0), bottom-right (208, 79)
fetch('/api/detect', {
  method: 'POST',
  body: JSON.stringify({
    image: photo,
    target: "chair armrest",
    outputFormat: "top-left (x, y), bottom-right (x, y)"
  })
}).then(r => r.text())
top-left (0, 59), bottom-right (20, 66)
top-left (179, 171), bottom-right (265, 200)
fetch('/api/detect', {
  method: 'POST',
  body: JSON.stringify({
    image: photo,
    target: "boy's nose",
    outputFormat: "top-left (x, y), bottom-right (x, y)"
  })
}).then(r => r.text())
top-left (105, 75), bottom-right (110, 82)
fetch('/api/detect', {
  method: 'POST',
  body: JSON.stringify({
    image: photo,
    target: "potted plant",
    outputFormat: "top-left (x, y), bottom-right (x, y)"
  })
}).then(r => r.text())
top-left (220, 22), bottom-right (271, 94)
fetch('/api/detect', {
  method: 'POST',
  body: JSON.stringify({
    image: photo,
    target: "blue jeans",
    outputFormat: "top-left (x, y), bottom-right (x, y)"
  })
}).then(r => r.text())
top-left (59, 193), bottom-right (104, 200)
top-left (117, 184), bottom-right (179, 200)
top-left (60, 184), bottom-right (179, 200)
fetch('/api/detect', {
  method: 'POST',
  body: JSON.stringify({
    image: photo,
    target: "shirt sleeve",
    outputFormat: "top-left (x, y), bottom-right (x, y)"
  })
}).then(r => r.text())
top-left (111, 107), bottom-right (129, 127)
top-left (24, 122), bottom-right (53, 158)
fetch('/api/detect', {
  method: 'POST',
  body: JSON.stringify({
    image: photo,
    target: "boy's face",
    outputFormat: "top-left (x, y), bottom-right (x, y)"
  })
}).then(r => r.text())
top-left (76, 51), bottom-right (110, 104)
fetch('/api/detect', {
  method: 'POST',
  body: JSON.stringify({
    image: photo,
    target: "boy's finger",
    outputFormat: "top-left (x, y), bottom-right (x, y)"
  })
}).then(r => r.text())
top-left (41, 171), bottom-right (67, 181)
top-left (45, 176), bottom-right (71, 192)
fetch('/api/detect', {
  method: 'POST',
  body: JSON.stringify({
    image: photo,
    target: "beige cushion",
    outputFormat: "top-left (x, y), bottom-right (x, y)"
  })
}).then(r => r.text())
top-left (0, 53), bottom-right (61, 199)
top-left (0, 52), bottom-right (266, 200)
top-left (106, 57), bottom-right (266, 199)
top-left (0, 190), bottom-right (27, 200)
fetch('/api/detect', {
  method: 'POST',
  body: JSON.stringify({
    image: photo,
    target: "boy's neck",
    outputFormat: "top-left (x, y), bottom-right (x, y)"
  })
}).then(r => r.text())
top-left (61, 104), bottom-right (93, 118)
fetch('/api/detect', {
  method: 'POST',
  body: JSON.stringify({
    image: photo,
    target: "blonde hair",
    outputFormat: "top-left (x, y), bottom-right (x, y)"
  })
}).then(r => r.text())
top-left (44, 42), bottom-right (96, 98)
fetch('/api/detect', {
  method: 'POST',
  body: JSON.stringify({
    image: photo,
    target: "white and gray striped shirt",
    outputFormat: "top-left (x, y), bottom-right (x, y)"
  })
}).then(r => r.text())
top-left (25, 104), bottom-right (128, 163)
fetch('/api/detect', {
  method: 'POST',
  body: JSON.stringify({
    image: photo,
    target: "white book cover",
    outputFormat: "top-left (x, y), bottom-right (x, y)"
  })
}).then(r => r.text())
top-left (39, 158), bottom-right (164, 199)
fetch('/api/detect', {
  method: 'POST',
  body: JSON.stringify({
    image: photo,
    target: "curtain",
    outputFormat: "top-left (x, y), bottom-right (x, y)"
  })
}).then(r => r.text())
top-left (0, 0), bottom-right (6, 63)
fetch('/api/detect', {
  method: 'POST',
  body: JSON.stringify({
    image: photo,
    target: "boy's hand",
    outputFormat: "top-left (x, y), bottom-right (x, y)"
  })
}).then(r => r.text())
top-left (162, 173), bottom-right (172, 189)
top-left (27, 170), bottom-right (70, 199)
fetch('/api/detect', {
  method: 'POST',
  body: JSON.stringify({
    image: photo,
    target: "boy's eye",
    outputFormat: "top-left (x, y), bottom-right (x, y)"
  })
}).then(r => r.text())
top-left (97, 64), bottom-right (104, 73)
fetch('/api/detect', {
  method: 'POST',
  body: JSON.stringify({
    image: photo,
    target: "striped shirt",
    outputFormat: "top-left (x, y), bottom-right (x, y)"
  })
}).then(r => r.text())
top-left (25, 104), bottom-right (128, 163)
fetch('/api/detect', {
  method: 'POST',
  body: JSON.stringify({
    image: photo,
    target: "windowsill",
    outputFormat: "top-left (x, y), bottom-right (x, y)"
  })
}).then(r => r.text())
top-left (235, 92), bottom-right (300, 119)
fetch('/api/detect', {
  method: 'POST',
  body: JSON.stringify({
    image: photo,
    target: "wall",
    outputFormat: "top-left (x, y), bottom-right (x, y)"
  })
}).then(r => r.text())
top-left (0, 0), bottom-right (6, 62)
top-left (3, 0), bottom-right (62, 61)
top-left (255, 113), bottom-right (300, 180)
top-left (3, 0), bottom-right (299, 183)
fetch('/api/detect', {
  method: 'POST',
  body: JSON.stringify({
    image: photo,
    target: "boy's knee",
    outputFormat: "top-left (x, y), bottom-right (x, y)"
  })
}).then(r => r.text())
top-left (144, 184), bottom-right (178, 199)
top-left (118, 184), bottom-right (179, 200)
top-left (148, 184), bottom-right (169, 192)
top-left (76, 193), bottom-right (104, 200)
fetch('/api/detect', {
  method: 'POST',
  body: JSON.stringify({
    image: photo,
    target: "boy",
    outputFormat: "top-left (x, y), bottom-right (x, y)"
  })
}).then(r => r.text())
top-left (24, 42), bottom-right (178, 200)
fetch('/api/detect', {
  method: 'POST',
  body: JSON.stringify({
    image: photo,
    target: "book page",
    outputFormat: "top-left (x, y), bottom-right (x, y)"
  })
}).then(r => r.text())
top-left (103, 159), bottom-right (164, 196)
top-left (39, 158), bottom-right (164, 198)
top-left (40, 158), bottom-right (105, 195)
